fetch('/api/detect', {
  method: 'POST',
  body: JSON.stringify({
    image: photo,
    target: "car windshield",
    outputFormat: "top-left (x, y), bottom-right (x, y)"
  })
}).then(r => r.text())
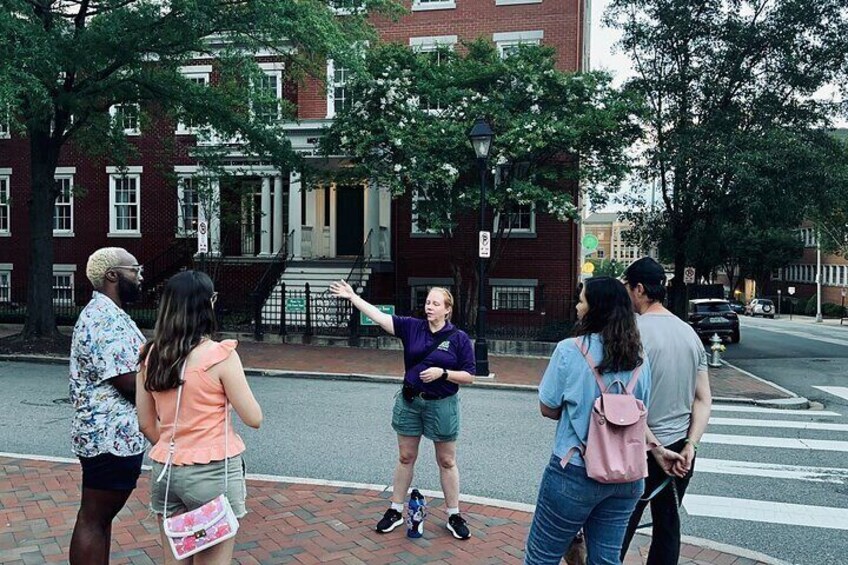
top-left (760, 300), bottom-right (774, 306)
top-left (695, 303), bottom-right (731, 313)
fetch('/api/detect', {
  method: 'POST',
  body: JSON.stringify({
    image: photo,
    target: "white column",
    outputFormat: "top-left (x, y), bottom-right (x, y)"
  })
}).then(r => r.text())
top-left (380, 183), bottom-right (391, 261)
top-left (327, 185), bottom-right (336, 258)
top-left (260, 176), bottom-right (272, 256)
top-left (210, 178), bottom-right (221, 255)
top-left (288, 171), bottom-right (302, 260)
top-left (273, 175), bottom-right (284, 254)
top-left (816, 229), bottom-right (822, 323)
top-left (366, 180), bottom-right (380, 259)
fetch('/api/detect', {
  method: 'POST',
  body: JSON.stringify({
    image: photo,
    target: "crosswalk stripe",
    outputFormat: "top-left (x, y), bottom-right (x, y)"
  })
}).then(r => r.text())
top-left (711, 404), bottom-right (840, 417)
top-left (709, 417), bottom-right (848, 432)
top-left (683, 495), bottom-right (848, 530)
top-left (695, 458), bottom-right (848, 484)
top-left (702, 433), bottom-right (848, 452)
top-left (813, 386), bottom-right (848, 403)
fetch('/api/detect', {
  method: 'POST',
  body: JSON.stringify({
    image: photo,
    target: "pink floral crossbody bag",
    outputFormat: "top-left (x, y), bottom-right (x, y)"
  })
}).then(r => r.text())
top-left (155, 360), bottom-right (239, 560)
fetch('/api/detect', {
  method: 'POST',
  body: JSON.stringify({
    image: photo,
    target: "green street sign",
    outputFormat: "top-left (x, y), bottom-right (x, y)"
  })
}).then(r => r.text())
top-left (361, 305), bottom-right (395, 326)
top-left (582, 233), bottom-right (599, 252)
top-left (286, 297), bottom-right (306, 313)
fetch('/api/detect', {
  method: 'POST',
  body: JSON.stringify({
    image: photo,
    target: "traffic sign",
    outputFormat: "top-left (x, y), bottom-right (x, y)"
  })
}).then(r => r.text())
top-left (197, 220), bottom-right (208, 254)
top-left (582, 233), bottom-right (599, 253)
top-left (361, 305), bottom-right (395, 326)
top-left (788, 287), bottom-right (796, 295)
top-left (582, 262), bottom-right (595, 275)
top-left (683, 266), bottom-right (696, 284)
top-left (286, 297), bottom-right (306, 313)
top-left (479, 231), bottom-right (491, 258)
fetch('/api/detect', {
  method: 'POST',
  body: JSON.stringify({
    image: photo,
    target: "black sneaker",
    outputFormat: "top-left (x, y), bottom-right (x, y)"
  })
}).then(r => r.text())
top-left (375, 508), bottom-right (404, 533)
top-left (446, 513), bottom-right (471, 540)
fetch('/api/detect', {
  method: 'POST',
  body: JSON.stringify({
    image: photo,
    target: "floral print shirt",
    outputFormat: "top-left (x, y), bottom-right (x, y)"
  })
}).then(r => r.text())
top-left (69, 291), bottom-right (147, 458)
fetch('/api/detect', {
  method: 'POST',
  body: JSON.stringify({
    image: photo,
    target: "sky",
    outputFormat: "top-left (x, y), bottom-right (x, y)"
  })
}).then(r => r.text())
top-left (589, 0), bottom-right (631, 84)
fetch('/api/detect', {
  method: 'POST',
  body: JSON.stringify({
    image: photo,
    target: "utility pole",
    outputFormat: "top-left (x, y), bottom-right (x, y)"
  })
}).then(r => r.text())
top-left (816, 228), bottom-right (823, 323)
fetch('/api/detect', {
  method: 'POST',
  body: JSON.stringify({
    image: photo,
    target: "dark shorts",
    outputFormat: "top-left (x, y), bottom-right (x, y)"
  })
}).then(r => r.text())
top-left (79, 452), bottom-right (144, 491)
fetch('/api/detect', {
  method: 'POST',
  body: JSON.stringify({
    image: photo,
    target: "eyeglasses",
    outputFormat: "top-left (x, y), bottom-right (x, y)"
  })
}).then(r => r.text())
top-left (112, 265), bottom-right (144, 276)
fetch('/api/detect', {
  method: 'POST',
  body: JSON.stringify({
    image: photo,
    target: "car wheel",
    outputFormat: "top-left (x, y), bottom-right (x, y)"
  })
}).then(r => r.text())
top-left (731, 330), bottom-right (740, 343)
top-left (768, 315), bottom-right (774, 319)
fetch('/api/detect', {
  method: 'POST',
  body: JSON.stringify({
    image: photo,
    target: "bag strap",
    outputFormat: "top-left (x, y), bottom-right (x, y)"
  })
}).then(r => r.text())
top-left (157, 357), bottom-right (230, 520)
top-left (404, 328), bottom-right (458, 374)
top-left (576, 337), bottom-right (642, 394)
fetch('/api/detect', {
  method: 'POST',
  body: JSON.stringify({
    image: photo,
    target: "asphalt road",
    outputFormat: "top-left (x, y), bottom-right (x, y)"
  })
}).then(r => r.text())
top-left (2, 322), bottom-right (847, 565)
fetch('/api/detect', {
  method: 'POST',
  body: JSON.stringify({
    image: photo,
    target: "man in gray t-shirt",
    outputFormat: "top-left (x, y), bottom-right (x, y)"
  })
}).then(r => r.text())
top-left (620, 258), bottom-right (712, 565)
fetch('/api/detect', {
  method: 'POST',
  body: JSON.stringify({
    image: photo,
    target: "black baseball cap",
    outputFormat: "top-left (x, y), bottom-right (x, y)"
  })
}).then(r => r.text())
top-left (623, 257), bottom-right (666, 287)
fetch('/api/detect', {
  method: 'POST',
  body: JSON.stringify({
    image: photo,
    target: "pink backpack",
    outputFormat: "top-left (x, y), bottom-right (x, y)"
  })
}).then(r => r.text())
top-left (564, 338), bottom-right (648, 484)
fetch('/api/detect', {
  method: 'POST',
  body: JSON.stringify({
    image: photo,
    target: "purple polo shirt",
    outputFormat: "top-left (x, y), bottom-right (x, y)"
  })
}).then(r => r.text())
top-left (392, 316), bottom-right (476, 397)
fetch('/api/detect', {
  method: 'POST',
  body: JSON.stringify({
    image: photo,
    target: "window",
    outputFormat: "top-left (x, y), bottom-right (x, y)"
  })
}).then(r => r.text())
top-left (494, 30), bottom-right (543, 58)
top-left (0, 174), bottom-right (9, 235)
top-left (0, 270), bottom-right (9, 302)
top-left (597, 249), bottom-right (605, 259)
top-left (177, 176), bottom-right (200, 235)
top-left (329, 0), bottom-right (365, 13)
top-left (108, 167), bottom-right (142, 236)
top-left (412, 0), bottom-right (456, 11)
top-left (110, 104), bottom-right (140, 135)
top-left (504, 203), bottom-right (534, 232)
top-left (52, 272), bottom-right (74, 306)
top-left (410, 36), bottom-right (457, 113)
top-left (53, 176), bottom-right (73, 234)
top-left (176, 68), bottom-right (211, 134)
top-left (0, 108), bottom-right (8, 138)
top-left (411, 189), bottom-right (445, 235)
top-left (329, 61), bottom-right (352, 117)
top-left (492, 286), bottom-right (535, 311)
top-left (255, 72), bottom-right (281, 124)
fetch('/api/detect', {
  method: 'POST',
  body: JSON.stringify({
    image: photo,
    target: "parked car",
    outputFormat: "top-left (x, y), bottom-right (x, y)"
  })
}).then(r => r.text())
top-left (688, 299), bottom-right (740, 343)
top-left (745, 298), bottom-right (775, 318)
top-left (729, 301), bottom-right (746, 314)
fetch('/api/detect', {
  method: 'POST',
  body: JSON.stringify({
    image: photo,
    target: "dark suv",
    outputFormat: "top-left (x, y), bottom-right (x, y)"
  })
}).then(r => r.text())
top-left (688, 299), bottom-right (740, 343)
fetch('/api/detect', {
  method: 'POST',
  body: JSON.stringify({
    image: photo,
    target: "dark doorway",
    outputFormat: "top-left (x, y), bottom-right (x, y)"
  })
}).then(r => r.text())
top-left (336, 185), bottom-right (364, 256)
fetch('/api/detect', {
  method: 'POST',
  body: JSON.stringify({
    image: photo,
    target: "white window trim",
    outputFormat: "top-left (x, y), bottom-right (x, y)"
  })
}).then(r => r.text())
top-left (52, 265), bottom-right (76, 306)
top-left (326, 60), bottom-right (340, 119)
top-left (493, 203), bottom-right (536, 235)
top-left (176, 175), bottom-right (199, 237)
top-left (0, 110), bottom-right (9, 139)
top-left (409, 35), bottom-right (459, 50)
top-left (494, 30), bottom-right (544, 57)
top-left (496, 0), bottom-right (542, 4)
top-left (176, 68), bottom-right (211, 134)
top-left (491, 284), bottom-right (536, 311)
top-left (53, 174), bottom-right (75, 237)
top-left (329, 0), bottom-right (367, 15)
top-left (411, 0), bottom-right (456, 11)
top-left (410, 189), bottom-right (445, 237)
top-left (251, 63), bottom-right (284, 124)
top-left (0, 264), bottom-right (11, 303)
top-left (108, 171), bottom-right (142, 237)
top-left (109, 103), bottom-right (141, 136)
top-left (0, 170), bottom-right (10, 236)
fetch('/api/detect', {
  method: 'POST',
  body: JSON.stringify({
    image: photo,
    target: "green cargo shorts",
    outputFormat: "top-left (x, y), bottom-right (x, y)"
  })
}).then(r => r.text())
top-left (391, 390), bottom-right (461, 442)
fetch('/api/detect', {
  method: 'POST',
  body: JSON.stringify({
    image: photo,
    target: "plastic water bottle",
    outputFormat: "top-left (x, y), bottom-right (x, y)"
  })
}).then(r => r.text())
top-left (406, 489), bottom-right (426, 538)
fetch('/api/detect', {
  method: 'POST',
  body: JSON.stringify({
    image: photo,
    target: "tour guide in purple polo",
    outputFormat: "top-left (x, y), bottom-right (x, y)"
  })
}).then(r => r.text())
top-left (330, 280), bottom-right (476, 540)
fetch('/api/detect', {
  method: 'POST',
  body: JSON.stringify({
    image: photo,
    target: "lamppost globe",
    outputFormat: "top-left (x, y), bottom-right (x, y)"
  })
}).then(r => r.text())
top-left (467, 117), bottom-right (494, 378)
top-left (468, 117), bottom-right (494, 160)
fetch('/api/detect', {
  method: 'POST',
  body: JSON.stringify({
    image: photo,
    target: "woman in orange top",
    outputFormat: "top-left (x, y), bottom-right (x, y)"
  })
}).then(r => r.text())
top-left (137, 270), bottom-right (262, 564)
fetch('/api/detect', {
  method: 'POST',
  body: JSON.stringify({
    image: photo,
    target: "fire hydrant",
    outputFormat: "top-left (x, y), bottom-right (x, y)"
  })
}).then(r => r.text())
top-left (709, 333), bottom-right (725, 367)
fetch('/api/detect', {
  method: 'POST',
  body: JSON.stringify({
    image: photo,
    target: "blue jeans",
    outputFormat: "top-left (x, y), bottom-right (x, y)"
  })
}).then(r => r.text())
top-left (525, 455), bottom-right (643, 565)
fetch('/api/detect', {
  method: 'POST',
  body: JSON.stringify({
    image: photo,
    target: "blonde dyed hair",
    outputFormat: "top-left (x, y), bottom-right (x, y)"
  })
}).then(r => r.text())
top-left (86, 247), bottom-right (129, 289)
top-left (428, 286), bottom-right (454, 321)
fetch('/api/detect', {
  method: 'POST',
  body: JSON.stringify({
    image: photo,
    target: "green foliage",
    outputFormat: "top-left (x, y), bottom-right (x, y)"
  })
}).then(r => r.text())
top-left (608, 0), bottom-right (848, 313)
top-left (590, 259), bottom-right (626, 278)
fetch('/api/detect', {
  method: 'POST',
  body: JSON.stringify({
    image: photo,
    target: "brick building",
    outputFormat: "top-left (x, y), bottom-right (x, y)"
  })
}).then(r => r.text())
top-left (0, 0), bottom-right (590, 337)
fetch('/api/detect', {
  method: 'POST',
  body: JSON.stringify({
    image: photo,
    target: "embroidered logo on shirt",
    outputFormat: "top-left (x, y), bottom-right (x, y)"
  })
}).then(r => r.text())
top-left (437, 341), bottom-right (451, 352)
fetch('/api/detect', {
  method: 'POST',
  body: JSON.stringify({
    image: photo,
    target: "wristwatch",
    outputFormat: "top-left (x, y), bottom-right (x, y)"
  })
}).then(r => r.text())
top-left (441, 369), bottom-right (449, 381)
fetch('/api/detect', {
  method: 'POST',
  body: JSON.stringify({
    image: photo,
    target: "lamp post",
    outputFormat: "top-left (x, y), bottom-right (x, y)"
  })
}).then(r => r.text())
top-left (468, 117), bottom-right (494, 377)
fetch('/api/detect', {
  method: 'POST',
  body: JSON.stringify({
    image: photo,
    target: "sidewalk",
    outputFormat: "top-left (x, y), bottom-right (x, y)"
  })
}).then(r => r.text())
top-left (0, 455), bottom-right (783, 565)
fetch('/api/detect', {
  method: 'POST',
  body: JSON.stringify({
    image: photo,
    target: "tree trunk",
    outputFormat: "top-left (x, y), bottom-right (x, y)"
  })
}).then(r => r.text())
top-left (670, 252), bottom-right (688, 319)
top-left (22, 130), bottom-right (61, 339)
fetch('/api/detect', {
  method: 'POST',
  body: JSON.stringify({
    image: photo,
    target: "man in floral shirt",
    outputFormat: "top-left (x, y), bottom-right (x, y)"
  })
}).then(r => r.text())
top-left (69, 247), bottom-right (146, 565)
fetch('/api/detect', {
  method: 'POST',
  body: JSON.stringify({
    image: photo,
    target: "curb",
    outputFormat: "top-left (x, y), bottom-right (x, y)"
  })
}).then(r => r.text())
top-left (0, 451), bottom-right (791, 565)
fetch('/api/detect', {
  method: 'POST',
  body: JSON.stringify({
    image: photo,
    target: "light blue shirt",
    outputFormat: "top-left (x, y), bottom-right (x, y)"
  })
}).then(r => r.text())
top-left (538, 334), bottom-right (652, 466)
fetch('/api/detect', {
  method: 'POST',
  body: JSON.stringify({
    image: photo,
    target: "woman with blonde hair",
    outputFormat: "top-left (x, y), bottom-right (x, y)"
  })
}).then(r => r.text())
top-left (137, 270), bottom-right (262, 564)
top-left (330, 281), bottom-right (476, 540)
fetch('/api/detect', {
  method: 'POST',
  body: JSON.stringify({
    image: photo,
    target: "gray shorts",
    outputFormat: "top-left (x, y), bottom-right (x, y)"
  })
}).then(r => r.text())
top-left (149, 455), bottom-right (247, 518)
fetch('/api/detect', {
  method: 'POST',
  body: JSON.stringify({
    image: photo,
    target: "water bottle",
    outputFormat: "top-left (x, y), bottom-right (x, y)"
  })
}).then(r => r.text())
top-left (406, 489), bottom-right (426, 538)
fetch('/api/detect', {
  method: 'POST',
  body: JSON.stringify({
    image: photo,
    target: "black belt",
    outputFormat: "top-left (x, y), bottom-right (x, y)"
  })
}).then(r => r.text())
top-left (402, 384), bottom-right (454, 401)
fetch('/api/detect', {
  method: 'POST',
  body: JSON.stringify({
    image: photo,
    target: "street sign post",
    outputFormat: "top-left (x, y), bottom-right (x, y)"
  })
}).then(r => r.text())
top-left (581, 233), bottom-right (599, 254)
top-left (361, 305), bottom-right (395, 326)
top-left (197, 220), bottom-right (208, 254)
top-left (683, 266), bottom-right (696, 285)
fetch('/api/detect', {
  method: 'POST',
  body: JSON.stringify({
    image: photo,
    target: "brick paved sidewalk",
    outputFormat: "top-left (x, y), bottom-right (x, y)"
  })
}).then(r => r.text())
top-left (234, 341), bottom-right (793, 402)
top-left (0, 456), bottom-right (778, 565)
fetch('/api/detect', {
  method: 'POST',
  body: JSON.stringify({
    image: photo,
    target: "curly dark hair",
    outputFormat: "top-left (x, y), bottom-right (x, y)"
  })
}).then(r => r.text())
top-left (573, 276), bottom-right (643, 373)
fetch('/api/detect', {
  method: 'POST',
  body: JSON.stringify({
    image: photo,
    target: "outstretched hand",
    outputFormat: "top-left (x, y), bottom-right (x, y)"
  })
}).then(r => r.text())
top-left (329, 280), bottom-right (355, 300)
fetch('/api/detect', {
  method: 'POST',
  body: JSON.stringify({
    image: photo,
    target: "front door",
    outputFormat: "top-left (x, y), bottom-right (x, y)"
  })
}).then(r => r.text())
top-left (336, 185), bottom-right (364, 256)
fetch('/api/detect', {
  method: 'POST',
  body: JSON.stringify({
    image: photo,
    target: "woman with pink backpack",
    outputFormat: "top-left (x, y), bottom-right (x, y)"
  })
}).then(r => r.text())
top-left (525, 276), bottom-right (652, 565)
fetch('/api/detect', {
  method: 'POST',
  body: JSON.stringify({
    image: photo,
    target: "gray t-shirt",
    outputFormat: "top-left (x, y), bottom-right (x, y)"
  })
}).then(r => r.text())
top-left (637, 312), bottom-right (708, 447)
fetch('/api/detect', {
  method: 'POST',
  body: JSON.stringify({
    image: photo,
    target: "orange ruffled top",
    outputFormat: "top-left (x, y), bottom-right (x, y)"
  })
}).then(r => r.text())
top-left (147, 339), bottom-right (247, 465)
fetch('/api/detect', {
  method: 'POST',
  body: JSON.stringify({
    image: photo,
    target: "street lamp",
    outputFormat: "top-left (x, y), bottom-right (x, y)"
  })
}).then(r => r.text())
top-left (468, 117), bottom-right (494, 377)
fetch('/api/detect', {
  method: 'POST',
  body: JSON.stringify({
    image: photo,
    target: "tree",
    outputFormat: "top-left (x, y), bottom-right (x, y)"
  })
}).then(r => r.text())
top-left (607, 0), bottom-right (848, 315)
top-left (0, 0), bottom-right (400, 342)
top-left (590, 259), bottom-right (626, 279)
top-left (807, 134), bottom-right (848, 258)
top-left (320, 40), bottom-right (642, 324)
